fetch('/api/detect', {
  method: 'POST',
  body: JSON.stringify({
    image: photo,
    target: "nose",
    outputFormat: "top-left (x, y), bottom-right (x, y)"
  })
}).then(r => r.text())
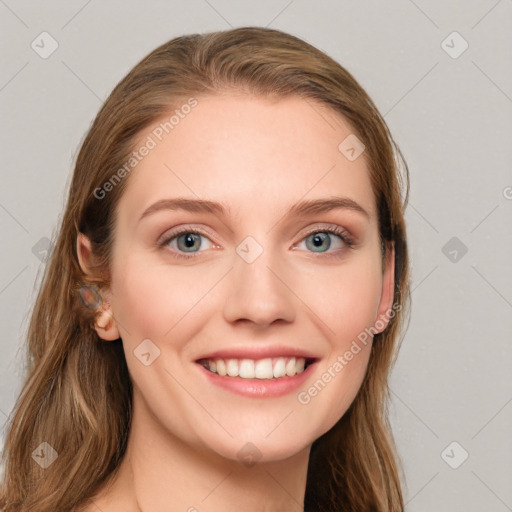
top-left (222, 241), bottom-right (296, 328)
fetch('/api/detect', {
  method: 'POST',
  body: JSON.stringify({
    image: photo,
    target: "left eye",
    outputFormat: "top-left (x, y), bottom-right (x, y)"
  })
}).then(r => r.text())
top-left (295, 230), bottom-right (349, 253)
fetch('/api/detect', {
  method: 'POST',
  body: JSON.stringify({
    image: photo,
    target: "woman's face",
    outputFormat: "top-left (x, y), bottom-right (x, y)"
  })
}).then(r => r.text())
top-left (98, 93), bottom-right (394, 462)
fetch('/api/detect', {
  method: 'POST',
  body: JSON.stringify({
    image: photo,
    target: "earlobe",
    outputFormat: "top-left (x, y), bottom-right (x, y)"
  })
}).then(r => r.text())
top-left (94, 303), bottom-right (121, 341)
top-left (374, 243), bottom-right (396, 333)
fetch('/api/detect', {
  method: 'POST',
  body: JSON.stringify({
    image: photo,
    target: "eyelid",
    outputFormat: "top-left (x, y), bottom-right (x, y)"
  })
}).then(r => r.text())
top-left (156, 224), bottom-right (220, 247)
top-left (158, 222), bottom-right (353, 247)
top-left (157, 222), bottom-right (356, 265)
top-left (295, 223), bottom-right (354, 246)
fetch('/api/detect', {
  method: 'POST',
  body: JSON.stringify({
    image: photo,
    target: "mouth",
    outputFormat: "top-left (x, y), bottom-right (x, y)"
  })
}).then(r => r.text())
top-left (195, 356), bottom-right (318, 380)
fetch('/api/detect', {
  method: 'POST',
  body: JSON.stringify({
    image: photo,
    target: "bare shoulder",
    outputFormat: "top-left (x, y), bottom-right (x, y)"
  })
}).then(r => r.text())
top-left (73, 478), bottom-right (139, 512)
top-left (69, 484), bottom-right (113, 512)
top-left (72, 493), bottom-right (111, 512)
top-left (73, 501), bottom-right (100, 512)
top-left (72, 458), bottom-right (138, 512)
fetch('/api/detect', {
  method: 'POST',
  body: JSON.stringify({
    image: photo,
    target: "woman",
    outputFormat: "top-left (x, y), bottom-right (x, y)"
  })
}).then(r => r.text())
top-left (0, 26), bottom-right (410, 512)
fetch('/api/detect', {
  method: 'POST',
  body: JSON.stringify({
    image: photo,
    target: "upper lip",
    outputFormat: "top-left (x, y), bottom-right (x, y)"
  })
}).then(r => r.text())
top-left (195, 345), bottom-right (320, 363)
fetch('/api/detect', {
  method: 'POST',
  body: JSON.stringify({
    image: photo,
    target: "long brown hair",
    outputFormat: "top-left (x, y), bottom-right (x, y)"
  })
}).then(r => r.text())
top-left (0, 27), bottom-right (410, 512)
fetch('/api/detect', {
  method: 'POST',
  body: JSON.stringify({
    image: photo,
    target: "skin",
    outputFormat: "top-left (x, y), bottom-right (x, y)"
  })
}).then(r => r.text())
top-left (77, 93), bottom-right (395, 512)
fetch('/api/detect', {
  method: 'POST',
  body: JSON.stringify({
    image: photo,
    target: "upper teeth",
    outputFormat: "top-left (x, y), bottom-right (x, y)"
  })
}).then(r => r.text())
top-left (203, 357), bottom-right (306, 379)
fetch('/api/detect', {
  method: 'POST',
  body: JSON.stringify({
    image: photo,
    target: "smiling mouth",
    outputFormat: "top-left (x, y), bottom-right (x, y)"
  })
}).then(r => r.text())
top-left (196, 356), bottom-right (317, 380)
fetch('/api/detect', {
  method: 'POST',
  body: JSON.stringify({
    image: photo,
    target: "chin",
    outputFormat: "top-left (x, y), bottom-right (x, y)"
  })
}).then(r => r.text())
top-left (204, 430), bottom-right (313, 465)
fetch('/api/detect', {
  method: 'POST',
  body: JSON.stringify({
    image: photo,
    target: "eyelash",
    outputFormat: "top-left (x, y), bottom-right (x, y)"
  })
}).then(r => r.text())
top-left (157, 225), bottom-right (354, 261)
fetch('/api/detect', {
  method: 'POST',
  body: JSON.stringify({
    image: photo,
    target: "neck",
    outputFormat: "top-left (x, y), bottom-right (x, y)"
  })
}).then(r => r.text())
top-left (109, 391), bottom-right (310, 512)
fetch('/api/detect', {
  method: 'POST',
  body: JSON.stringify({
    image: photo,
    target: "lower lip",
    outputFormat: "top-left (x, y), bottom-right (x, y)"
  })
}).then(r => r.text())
top-left (195, 361), bottom-right (318, 398)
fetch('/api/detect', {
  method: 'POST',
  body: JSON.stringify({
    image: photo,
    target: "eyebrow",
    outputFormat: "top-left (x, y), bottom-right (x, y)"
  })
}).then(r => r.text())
top-left (138, 196), bottom-right (370, 223)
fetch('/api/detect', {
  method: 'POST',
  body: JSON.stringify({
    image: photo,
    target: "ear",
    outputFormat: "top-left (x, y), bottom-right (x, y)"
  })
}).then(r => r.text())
top-left (76, 232), bottom-right (120, 341)
top-left (373, 243), bottom-right (395, 333)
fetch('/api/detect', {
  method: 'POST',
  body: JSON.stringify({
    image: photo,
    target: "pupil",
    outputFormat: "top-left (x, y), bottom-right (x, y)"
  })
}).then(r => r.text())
top-left (309, 233), bottom-right (330, 251)
top-left (180, 233), bottom-right (200, 250)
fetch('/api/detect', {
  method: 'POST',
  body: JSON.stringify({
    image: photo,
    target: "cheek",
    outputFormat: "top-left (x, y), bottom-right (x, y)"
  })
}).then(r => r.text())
top-left (327, 256), bottom-right (382, 408)
top-left (310, 253), bottom-right (383, 346)
top-left (110, 256), bottom-right (177, 341)
top-left (110, 255), bottom-right (217, 346)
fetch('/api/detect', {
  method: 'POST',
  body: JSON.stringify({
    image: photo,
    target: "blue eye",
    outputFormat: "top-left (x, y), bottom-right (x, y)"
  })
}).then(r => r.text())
top-left (176, 232), bottom-right (203, 252)
top-left (160, 229), bottom-right (214, 259)
top-left (158, 225), bottom-right (353, 260)
top-left (296, 226), bottom-right (353, 256)
top-left (305, 232), bottom-right (340, 252)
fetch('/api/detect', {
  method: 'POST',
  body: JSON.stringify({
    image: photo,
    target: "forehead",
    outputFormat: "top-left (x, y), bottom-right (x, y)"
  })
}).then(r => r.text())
top-left (116, 94), bottom-right (375, 225)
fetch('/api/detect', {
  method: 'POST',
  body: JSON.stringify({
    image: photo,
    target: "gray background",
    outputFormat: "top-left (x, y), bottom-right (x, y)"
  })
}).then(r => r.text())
top-left (1, 1), bottom-right (511, 510)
